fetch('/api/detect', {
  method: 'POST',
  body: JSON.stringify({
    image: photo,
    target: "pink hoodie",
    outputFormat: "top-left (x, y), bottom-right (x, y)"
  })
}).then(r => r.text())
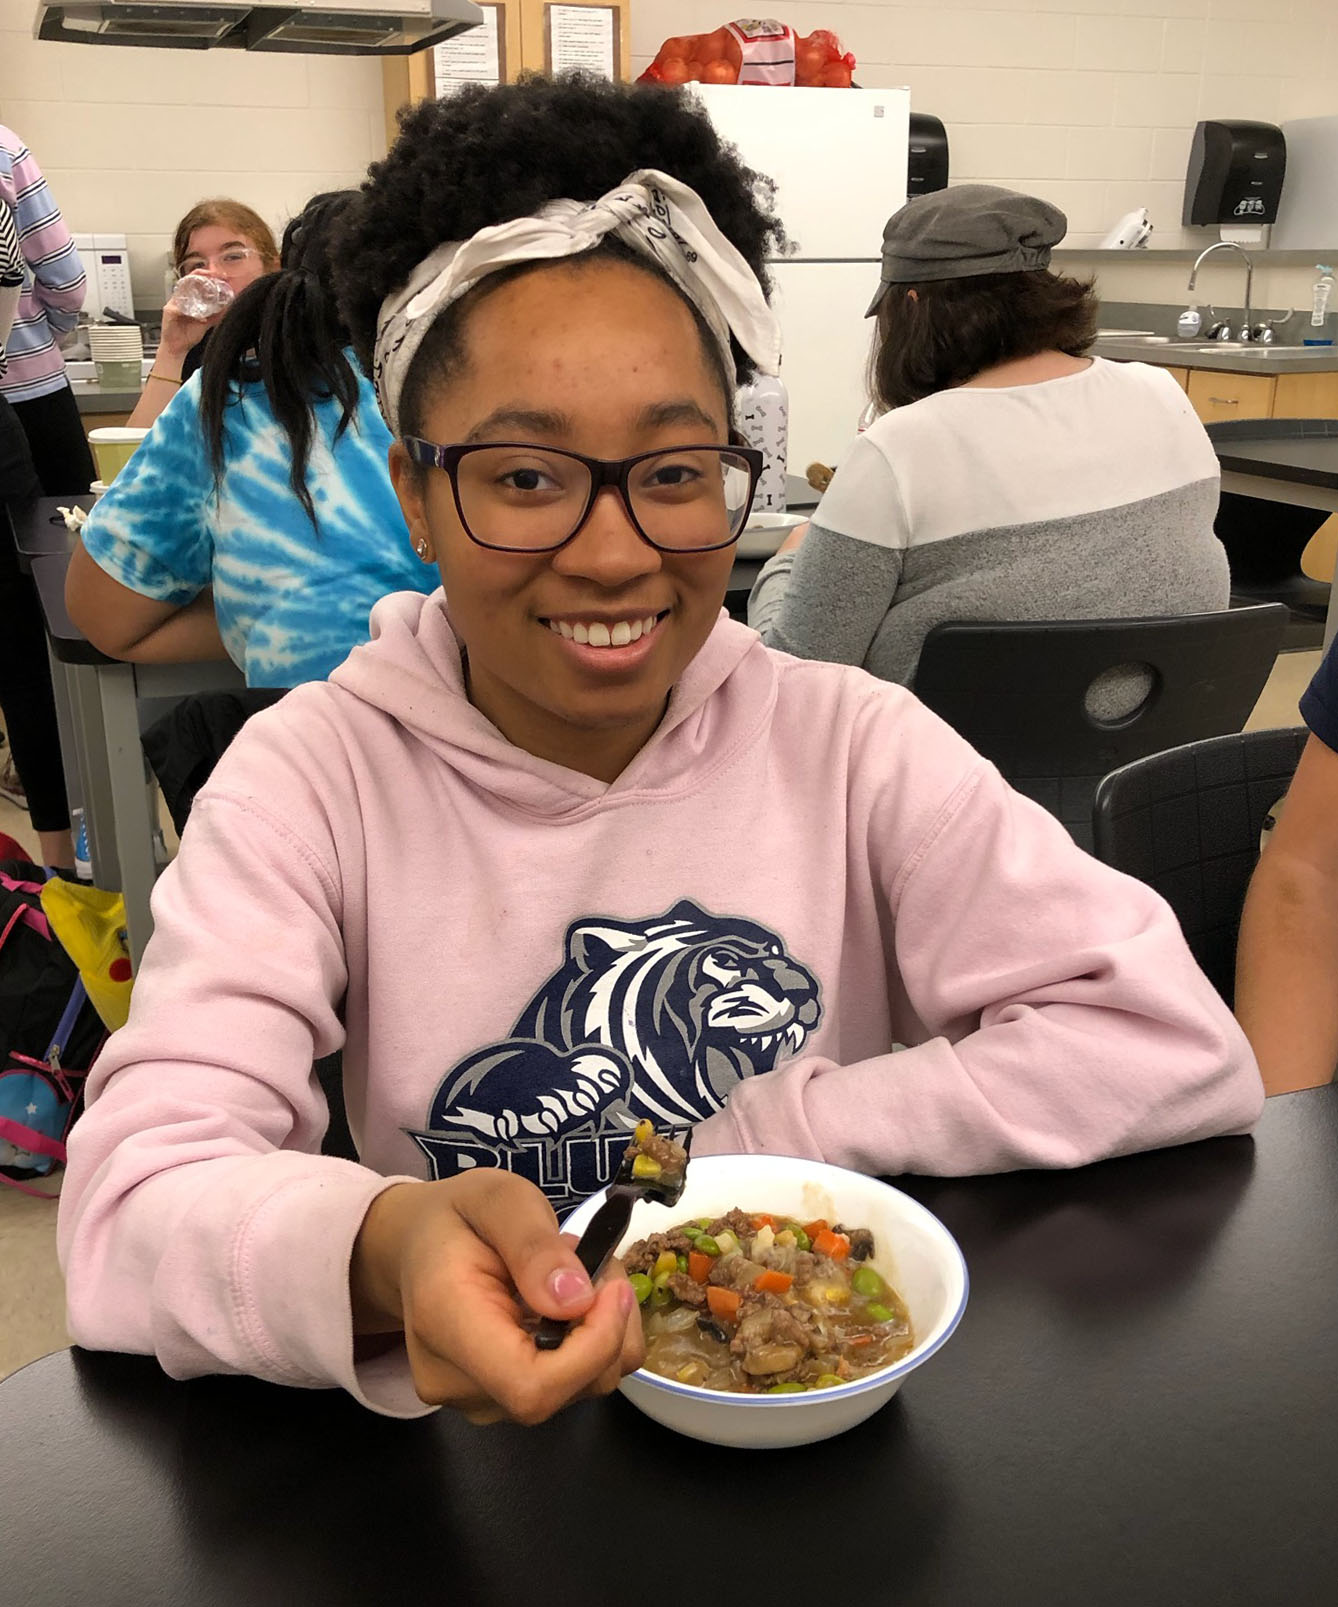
top-left (58, 593), bottom-right (1263, 1416)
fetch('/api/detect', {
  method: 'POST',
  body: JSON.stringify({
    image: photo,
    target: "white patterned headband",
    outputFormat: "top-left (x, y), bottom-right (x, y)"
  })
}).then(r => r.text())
top-left (372, 168), bottom-right (781, 436)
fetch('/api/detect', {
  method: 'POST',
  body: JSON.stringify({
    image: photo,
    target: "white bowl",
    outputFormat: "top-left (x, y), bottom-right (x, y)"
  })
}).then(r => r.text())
top-left (736, 510), bottom-right (807, 559)
top-left (562, 1153), bottom-right (968, 1449)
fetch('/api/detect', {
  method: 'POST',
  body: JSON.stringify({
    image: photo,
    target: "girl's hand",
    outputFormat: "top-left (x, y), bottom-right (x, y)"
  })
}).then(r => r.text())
top-left (350, 1170), bottom-right (644, 1423)
top-left (156, 298), bottom-right (215, 366)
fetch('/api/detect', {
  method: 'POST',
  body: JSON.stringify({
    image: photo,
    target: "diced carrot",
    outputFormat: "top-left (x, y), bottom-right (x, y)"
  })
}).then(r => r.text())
top-left (688, 1251), bottom-right (713, 1284)
top-left (803, 1219), bottom-right (829, 1239)
top-left (812, 1228), bottom-right (851, 1262)
top-left (751, 1213), bottom-right (779, 1230)
top-left (706, 1285), bottom-right (741, 1322)
top-left (753, 1269), bottom-right (794, 1295)
top-left (848, 1332), bottom-right (875, 1348)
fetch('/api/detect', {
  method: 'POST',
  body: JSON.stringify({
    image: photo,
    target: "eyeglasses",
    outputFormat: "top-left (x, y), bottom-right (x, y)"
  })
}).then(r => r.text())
top-left (176, 247), bottom-right (263, 278)
top-left (401, 439), bottom-right (763, 555)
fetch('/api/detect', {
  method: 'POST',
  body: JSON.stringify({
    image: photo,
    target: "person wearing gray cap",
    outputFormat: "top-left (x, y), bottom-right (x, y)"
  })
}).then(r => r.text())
top-left (748, 183), bottom-right (1228, 716)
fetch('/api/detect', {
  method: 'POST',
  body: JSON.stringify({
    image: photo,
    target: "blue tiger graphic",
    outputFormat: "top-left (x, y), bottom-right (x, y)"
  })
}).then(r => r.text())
top-left (409, 900), bottom-right (821, 1210)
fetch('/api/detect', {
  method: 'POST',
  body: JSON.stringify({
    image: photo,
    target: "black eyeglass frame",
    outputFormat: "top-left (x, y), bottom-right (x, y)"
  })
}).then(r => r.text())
top-left (401, 437), bottom-right (764, 555)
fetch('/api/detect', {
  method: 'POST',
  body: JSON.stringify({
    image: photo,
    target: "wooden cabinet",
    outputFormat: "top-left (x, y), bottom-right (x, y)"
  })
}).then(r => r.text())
top-left (1185, 369), bottom-right (1276, 423)
top-left (1112, 355), bottom-right (1338, 421)
top-left (1271, 372), bottom-right (1338, 420)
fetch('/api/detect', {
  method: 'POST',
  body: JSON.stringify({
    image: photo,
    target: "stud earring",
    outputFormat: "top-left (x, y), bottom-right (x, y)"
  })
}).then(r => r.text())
top-left (415, 538), bottom-right (431, 561)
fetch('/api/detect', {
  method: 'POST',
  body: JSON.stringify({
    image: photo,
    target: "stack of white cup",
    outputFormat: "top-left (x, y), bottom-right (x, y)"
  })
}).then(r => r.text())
top-left (88, 321), bottom-right (144, 392)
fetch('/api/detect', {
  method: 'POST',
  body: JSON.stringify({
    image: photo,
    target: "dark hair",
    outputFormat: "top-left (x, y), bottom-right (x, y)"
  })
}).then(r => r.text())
top-left (870, 270), bottom-right (1099, 412)
top-left (333, 74), bottom-right (785, 439)
top-left (199, 191), bottom-right (362, 528)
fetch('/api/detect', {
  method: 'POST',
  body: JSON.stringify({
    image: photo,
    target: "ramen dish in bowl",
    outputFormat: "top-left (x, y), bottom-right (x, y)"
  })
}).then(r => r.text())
top-left (562, 1153), bottom-right (968, 1449)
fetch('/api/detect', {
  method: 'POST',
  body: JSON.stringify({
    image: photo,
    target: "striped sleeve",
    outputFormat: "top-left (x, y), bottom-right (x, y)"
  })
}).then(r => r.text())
top-left (0, 133), bottom-right (86, 328)
top-left (0, 203), bottom-right (21, 366)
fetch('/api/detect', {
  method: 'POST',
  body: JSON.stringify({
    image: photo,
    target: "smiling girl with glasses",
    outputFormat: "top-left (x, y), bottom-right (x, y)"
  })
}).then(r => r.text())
top-left (60, 76), bottom-right (1264, 1431)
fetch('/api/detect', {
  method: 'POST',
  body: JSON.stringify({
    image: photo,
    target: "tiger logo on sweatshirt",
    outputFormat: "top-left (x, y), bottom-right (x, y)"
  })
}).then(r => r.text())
top-left (408, 900), bottom-right (822, 1210)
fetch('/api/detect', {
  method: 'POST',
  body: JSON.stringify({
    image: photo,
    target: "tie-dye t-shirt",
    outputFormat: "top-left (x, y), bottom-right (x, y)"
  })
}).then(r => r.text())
top-left (79, 361), bottom-right (435, 686)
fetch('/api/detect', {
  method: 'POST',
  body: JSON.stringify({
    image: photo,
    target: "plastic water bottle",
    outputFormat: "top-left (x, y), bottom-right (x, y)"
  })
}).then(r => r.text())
top-left (736, 370), bottom-right (789, 513)
top-left (72, 808), bottom-right (91, 881)
top-left (171, 272), bottom-right (234, 322)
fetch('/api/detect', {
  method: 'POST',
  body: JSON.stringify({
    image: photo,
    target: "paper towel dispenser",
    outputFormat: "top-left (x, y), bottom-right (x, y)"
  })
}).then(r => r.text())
top-left (1183, 120), bottom-right (1286, 227)
top-left (907, 113), bottom-right (948, 200)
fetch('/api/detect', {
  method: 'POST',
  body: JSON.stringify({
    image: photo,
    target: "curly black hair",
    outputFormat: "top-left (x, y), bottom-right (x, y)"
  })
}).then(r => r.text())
top-left (334, 74), bottom-right (784, 435)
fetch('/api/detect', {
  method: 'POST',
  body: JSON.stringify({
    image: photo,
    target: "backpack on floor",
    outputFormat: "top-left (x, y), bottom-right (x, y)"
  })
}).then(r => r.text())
top-left (0, 862), bottom-right (107, 1196)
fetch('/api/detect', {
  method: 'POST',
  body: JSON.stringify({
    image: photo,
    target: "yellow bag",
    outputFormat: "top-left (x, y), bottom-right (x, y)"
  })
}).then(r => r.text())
top-left (39, 880), bottom-right (133, 1032)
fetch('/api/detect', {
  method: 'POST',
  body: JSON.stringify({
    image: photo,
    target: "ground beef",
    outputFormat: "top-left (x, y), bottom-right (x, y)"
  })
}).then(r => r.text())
top-left (790, 1251), bottom-right (818, 1285)
top-left (622, 1229), bottom-right (696, 1276)
top-left (730, 1296), bottom-right (821, 1374)
top-left (666, 1273), bottom-right (706, 1307)
top-left (707, 1255), bottom-right (768, 1292)
top-left (706, 1208), bottom-right (755, 1241)
top-left (625, 1130), bottom-right (688, 1185)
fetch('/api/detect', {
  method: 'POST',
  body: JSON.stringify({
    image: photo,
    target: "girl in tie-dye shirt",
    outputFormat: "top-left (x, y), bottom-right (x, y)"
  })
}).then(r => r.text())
top-left (68, 193), bottom-right (437, 687)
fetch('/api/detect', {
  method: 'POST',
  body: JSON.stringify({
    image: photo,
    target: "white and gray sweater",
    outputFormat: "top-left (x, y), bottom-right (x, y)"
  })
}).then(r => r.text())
top-left (749, 358), bottom-right (1228, 692)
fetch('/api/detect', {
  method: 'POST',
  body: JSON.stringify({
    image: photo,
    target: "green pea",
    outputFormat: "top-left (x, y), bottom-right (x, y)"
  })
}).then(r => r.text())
top-left (676, 1253), bottom-right (689, 1274)
top-left (682, 1225), bottom-right (703, 1242)
top-left (697, 1218), bottom-right (713, 1230)
top-left (785, 1223), bottom-right (811, 1252)
top-left (767, 1381), bottom-right (807, 1393)
top-left (650, 1280), bottom-right (674, 1309)
top-left (695, 1235), bottom-right (721, 1257)
top-left (851, 1265), bottom-right (885, 1299)
top-left (813, 1373), bottom-right (845, 1390)
top-left (864, 1302), bottom-right (894, 1324)
top-left (629, 1273), bottom-right (652, 1306)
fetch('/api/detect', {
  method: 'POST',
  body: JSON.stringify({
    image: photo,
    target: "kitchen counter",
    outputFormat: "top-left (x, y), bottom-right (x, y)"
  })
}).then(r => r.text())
top-left (1093, 335), bottom-right (1338, 375)
top-left (73, 382), bottom-right (144, 415)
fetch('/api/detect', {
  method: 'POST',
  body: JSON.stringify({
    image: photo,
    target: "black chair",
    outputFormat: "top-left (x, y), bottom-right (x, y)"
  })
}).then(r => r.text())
top-left (910, 606), bottom-right (1289, 850)
top-left (1091, 726), bottom-right (1309, 1003)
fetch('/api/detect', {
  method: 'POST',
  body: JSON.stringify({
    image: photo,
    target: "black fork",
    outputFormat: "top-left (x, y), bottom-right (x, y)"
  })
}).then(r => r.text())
top-left (533, 1130), bottom-right (691, 1352)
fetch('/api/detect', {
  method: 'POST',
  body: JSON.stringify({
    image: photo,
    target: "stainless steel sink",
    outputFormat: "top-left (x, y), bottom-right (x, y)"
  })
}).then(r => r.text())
top-left (1096, 334), bottom-right (1333, 359)
top-left (1175, 343), bottom-right (1334, 358)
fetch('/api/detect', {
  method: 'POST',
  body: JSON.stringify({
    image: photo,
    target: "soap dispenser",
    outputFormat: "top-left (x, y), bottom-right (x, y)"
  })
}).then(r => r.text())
top-left (1177, 299), bottom-right (1202, 338)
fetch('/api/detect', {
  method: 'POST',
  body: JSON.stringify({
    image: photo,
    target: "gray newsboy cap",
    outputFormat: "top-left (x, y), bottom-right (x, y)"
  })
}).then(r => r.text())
top-left (865, 183), bottom-right (1068, 316)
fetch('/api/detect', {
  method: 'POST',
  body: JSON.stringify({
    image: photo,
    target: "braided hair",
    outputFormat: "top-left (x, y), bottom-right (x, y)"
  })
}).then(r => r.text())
top-left (199, 190), bottom-right (361, 529)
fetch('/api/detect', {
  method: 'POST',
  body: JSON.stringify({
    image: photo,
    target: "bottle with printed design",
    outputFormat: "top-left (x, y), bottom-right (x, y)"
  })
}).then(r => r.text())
top-left (736, 369), bottom-right (789, 514)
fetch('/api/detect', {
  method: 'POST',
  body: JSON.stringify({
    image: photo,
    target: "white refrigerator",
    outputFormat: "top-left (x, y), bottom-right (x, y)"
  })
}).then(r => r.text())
top-left (687, 84), bottom-right (912, 470)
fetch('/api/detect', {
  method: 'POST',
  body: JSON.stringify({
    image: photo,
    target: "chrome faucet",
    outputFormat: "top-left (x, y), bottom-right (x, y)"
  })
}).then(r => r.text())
top-left (1187, 242), bottom-right (1255, 342)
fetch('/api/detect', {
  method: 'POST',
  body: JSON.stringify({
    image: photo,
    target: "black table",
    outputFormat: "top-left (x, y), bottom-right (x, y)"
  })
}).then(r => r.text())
top-left (6, 1086), bottom-right (1337, 1606)
top-left (1207, 418), bottom-right (1338, 649)
top-left (1210, 416), bottom-right (1338, 495)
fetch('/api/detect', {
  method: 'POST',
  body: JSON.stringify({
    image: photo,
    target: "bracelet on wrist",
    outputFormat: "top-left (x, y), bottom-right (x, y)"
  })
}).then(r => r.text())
top-left (148, 371), bottom-right (183, 387)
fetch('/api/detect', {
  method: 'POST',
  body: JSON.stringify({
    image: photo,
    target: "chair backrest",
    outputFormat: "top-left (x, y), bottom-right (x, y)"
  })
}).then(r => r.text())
top-left (911, 606), bottom-right (1289, 848)
top-left (1092, 726), bottom-right (1309, 1003)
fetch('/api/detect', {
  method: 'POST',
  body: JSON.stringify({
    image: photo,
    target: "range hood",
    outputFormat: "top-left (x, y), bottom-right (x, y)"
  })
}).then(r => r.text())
top-left (34, 0), bottom-right (481, 53)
